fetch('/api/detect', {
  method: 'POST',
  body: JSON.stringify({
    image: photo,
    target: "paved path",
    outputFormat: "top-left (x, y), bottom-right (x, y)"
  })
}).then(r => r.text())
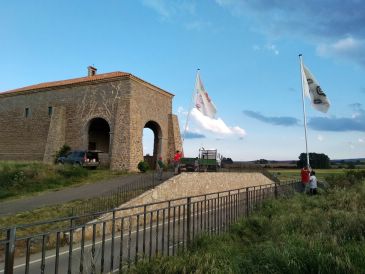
top-left (0, 172), bottom-right (173, 216)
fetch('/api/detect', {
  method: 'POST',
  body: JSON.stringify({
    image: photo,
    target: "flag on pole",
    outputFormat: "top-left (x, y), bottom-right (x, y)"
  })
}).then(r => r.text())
top-left (301, 63), bottom-right (330, 113)
top-left (195, 73), bottom-right (217, 118)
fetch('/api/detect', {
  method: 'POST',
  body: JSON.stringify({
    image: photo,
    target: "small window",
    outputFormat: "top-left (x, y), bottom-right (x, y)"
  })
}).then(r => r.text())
top-left (25, 108), bottom-right (30, 118)
top-left (48, 106), bottom-right (53, 117)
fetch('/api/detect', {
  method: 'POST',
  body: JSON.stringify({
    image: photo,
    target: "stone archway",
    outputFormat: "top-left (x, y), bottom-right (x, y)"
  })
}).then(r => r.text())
top-left (143, 120), bottom-right (162, 169)
top-left (88, 117), bottom-right (110, 153)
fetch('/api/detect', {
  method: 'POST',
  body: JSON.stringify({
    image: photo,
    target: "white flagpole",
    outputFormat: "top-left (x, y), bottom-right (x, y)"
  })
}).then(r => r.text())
top-left (299, 54), bottom-right (310, 168)
top-left (182, 69), bottom-right (200, 144)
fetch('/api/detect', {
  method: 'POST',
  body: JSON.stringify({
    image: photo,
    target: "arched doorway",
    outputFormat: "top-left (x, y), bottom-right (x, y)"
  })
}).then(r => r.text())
top-left (143, 121), bottom-right (162, 169)
top-left (88, 118), bottom-right (110, 153)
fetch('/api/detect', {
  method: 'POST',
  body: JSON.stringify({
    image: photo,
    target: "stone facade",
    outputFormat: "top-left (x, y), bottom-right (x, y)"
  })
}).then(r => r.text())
top-left (0, 71), bottom-right (182, 171)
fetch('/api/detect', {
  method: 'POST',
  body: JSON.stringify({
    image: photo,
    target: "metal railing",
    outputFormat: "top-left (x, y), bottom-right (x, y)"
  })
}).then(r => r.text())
top-left (0, 180), bottom-right (297, 274)
top-left (70, 171), bottom-right (174, 225)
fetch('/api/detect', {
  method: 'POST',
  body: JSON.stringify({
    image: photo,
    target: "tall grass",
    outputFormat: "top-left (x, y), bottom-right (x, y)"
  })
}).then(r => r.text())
top-left (131, 171), bottom-right (365, 273)
top-left (0, 161), bottom-right (88, 200)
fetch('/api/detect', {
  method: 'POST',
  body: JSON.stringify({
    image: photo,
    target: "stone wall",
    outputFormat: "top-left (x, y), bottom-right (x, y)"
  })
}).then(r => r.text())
top-left (115, 172), bottom-right (274, 211)
top-left (0, 74), bottom-right (181, 171)
top-left (168, 114), bottom-right (183, 161)
top-left (43, 106), bottom-right (66, 163)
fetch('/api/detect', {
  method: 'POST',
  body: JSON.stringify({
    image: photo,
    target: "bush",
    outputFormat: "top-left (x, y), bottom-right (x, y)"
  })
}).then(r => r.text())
top-left (325, 170), bottom-right (365, 188)
top-left (137, 161), bottom-right (150, 173)
top-left (54, 144), bottom-right (71, 163)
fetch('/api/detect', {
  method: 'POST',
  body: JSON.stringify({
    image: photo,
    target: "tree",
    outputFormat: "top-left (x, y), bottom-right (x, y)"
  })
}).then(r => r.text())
top-left (256, 159), bottom-right (269, 164)
top-left (54, 144), bottom-right (71, 163)
top-left (297, 152), bottom-right (330, 169)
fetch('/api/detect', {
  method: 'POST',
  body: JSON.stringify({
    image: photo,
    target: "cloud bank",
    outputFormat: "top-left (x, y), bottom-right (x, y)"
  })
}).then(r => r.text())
top-left (183, 131), bottom-right (206, 139)
top-left (191, 108), bottom-right (246, 137)
top-left (215, 0), bottom-right (365, 67)
top-left (308, 103), bottom-right (365, 132)
top-left (243, 110), bottom-right (299, 126)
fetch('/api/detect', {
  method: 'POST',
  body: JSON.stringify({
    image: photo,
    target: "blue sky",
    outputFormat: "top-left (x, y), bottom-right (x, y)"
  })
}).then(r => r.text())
top-left (1, 0), bottom-right (365, 161)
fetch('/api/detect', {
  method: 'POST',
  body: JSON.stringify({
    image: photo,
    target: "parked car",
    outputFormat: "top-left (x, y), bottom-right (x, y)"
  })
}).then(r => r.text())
top-left (57, 150), bottom-right (100, 169)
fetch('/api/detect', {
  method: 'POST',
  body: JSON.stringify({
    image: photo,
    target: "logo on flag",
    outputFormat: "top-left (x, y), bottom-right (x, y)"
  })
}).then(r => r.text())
top-left (194, 73), bottom-right (217, 118)
top-left (301, 63), bottom-right (330, 113)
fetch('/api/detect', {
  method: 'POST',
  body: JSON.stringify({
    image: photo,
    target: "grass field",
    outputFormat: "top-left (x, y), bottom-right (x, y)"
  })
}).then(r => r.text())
top-left (0, 161), bottom-right (127, 201)
top-left (269, 168), bottom-right (352, 182)
top-left (131, 171), bottom-right (365, 273)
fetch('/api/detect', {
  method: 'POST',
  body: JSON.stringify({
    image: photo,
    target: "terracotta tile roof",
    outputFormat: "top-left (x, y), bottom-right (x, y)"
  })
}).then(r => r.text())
top-left (1, 72), bottom-right (131, 95)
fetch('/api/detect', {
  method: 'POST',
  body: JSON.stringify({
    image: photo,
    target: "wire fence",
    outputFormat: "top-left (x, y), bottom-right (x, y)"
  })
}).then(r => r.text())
top-left (0, 180), bottom-right (297, 274)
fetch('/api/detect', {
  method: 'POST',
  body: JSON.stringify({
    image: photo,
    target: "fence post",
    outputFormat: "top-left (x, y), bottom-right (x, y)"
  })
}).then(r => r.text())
top-left (274, 182), bottom-right (278, 198)
top-left (5, 227), bottom-right (16, 274)
top-left (186, 197), bottom-right (191, 246)
top-left (246, 187), bottom-right (249, 216)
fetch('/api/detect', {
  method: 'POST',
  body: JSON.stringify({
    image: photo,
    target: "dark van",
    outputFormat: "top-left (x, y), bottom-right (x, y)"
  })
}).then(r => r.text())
top-left (57, 150), bottom-right (100, 169)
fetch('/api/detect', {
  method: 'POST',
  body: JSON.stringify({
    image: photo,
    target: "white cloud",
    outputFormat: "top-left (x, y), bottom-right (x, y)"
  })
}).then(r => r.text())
top-left (185, 20), bottom-right (211, 31)
top-left (317, 36), bottom-right (365, 66)
top-left (142, 0), bottom-right (196, 19)
top-left (142, 0), bottom-right (170, 18)
top-left (252, 43), bottom-right (279, 55)
top-left (359, 138), bottom-right (364, 143)
top-left (191, 108), bottom-right (246, 137)
top-left (177, 106), bottom-right (188, 116)
top-left (265, 44), bottom-right (279, 55)
top-left (317, 135), bottom-right (324, 142)
top-left (215, 0), bottom-right (365, 67)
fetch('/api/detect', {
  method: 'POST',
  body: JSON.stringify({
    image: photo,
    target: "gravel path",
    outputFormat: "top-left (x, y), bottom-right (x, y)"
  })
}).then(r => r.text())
top-left (0, 172), bottom-right (173, 216)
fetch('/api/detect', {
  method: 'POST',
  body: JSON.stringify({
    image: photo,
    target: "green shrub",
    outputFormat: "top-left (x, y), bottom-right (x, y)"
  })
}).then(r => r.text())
top-left (0, 161), bottom-right (91, 200)
top-left (325, 170), bottom-right (365, 188)
top-left (54, 144), bottom-right (71, 163)
top-left (56, 165), bottom-right (88, 178)
top-left (137, 161), bottom-right (150, 173)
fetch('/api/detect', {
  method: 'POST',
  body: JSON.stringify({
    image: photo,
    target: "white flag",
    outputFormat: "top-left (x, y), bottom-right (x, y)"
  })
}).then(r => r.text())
top-left (195, 73), bottom-right (217, 118)
top-left (301, 63), bottom-right (330, 113)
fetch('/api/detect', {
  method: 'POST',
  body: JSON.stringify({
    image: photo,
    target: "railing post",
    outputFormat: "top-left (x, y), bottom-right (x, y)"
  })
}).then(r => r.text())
top-left (186, 197), bottom-right (192, 246)
top-left (5, 227), bottom-right (16, 274)
top-left (245, 187), bottom-right (249, 216)
top-left (110, 210), bottom-right (116, 272)
top-left (143, 205), bottom-right (147, 257)
top-left (274, 182), bottom-right (278, 198)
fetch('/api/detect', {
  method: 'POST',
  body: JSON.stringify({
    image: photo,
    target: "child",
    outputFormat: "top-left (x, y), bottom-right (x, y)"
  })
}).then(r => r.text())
top-left (309, 170), bottom-right (318, 195)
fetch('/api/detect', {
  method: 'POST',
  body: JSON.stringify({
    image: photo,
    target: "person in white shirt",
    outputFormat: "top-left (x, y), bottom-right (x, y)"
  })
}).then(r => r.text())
top-left (309, 170), bottom-right (318, 195)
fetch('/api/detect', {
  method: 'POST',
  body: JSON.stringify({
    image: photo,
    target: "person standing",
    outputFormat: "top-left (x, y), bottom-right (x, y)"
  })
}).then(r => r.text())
top-left (173, 150), bottom-right (182, 175)
top-left (300, 166), bottom-right (310, 193)
top-left (156, 156), bottom-right (164, 180)
top-left (309, 170), bottom-right (318, 195)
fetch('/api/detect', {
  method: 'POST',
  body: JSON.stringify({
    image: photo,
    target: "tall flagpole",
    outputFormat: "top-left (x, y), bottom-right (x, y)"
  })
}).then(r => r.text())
top-left (299, 54), bottom-right (310, 168)
top-left (182, 69), bottom-right (199, 144)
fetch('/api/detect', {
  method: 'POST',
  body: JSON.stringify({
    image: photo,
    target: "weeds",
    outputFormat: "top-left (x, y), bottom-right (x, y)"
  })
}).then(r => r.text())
top-left (0, 161), bottom-right (126, 200)
top-left (130, 172), bottom-right (365, 273)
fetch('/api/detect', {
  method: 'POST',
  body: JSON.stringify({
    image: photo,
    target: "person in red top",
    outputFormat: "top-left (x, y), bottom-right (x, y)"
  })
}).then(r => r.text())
top-left (173, 150), bottom-right (182, 175)
top-left (300, 167), bottom-right (310, 192)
